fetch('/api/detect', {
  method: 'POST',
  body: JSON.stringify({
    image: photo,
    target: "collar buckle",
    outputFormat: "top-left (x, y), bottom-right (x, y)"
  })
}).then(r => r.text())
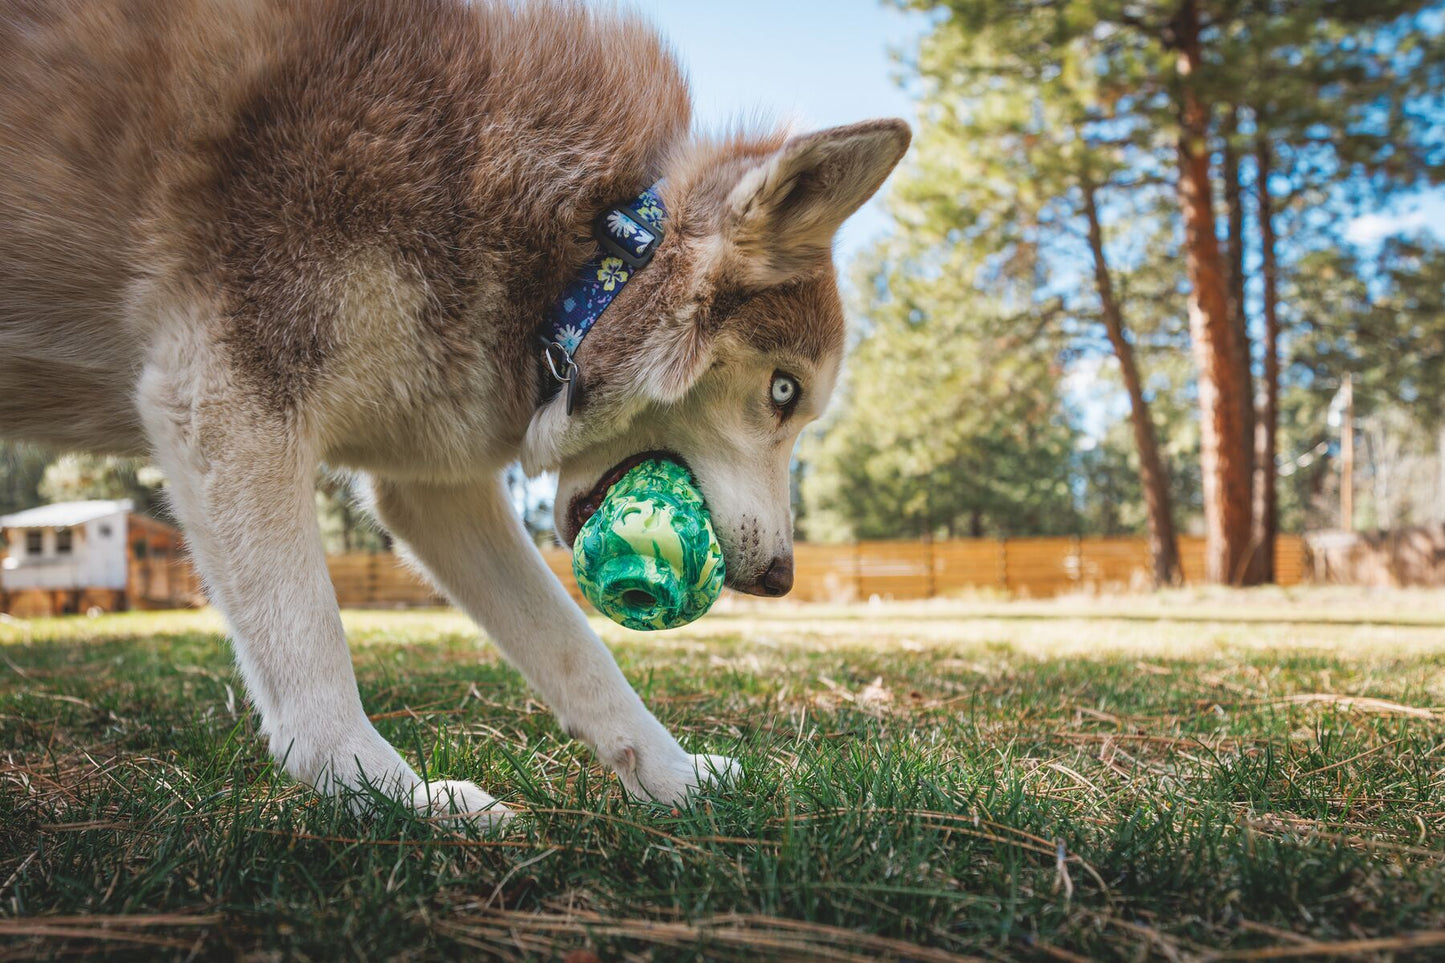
top-left (595, 204), bottom-right (665, 269)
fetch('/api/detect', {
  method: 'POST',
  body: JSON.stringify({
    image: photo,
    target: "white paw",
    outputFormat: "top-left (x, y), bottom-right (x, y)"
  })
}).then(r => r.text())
top-left (412, 779), bottom-right (513, 826)
top-left (690, 753), bottom-right (742, 787)
top-left (622, 749), bottom-right (741, 806)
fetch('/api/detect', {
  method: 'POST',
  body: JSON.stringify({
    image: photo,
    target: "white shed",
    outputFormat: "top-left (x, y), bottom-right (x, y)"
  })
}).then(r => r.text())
top-left (0, 500), bottom-right (199, 616)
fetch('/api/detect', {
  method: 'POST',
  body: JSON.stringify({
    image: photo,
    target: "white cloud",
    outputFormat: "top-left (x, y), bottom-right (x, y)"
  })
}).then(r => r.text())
top-left (1345, 210), bottom-right (1432, 244)
top-left (1063, 356), bottom-right (1130, 441)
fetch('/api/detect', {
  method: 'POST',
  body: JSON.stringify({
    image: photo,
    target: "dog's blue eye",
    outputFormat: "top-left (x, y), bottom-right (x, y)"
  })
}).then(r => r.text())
top-left (770, 373), bottom-right (800, 409)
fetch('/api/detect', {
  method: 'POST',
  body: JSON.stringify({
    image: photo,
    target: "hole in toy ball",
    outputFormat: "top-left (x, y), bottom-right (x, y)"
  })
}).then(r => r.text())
top-left (622, 589), bottom-right (656, 609)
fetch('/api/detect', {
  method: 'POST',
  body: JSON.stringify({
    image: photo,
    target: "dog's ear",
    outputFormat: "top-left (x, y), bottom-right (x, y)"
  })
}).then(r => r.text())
top-left (725, 118), bottom-right (910, 285)
top-left (553, 119), bottom-right (911, 425)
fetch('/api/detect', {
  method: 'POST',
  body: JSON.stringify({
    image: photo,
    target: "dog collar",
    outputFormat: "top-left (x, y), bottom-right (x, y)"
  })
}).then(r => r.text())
top-left (542, 184), bottom-right (668, 415)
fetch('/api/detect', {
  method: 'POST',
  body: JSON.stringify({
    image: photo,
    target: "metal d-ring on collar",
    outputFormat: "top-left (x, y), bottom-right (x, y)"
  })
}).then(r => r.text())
top-left (541, 183), bottom-right (668, 417)
top-left (543, 339), bottom-right (581, 416)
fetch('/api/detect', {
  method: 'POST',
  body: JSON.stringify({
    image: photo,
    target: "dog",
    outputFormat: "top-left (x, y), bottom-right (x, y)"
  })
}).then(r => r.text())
top-left (0, 0), bottom-right (909, 821)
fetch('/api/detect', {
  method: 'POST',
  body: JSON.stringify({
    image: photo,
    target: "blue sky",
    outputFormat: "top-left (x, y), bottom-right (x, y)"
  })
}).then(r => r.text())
top-left (623, 0), bottom-right (928, 265)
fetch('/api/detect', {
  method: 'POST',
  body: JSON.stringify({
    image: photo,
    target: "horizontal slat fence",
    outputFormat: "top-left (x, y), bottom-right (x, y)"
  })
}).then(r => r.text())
top-left (129, 556), bottom-right (205, 609)
top-left (322, 534), bottom-right (1307, 608)
top-left (322, 550), bottom-right (587, 608)
top-left (0, 535), bottom-right (1312, 613)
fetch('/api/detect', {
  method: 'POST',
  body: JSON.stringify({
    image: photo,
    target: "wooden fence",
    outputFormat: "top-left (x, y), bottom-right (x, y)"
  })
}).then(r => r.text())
top-left (326, 550), bottom-right (588, 608)
top-left (323, 535), bottom-right (1307, 608)
top-left (0, 557), bottom-right (204, 617)
top-left (1305, 526), bottom-right (1445, 587)
top-left (128, 556), bottom-right (206, 609)
top-left (787, 535), bottom-right (1304, 602)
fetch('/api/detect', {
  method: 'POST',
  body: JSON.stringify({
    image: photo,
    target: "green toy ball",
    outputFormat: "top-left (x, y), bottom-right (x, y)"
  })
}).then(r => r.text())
top-left (572, 458), bottom-right (725, 631)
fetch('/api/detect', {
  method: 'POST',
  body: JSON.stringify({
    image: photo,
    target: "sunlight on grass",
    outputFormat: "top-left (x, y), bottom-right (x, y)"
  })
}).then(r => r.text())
top-left (3, 589), bottom-right (1445, 960)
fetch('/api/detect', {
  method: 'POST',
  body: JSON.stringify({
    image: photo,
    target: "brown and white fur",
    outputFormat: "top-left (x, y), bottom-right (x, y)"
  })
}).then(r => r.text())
top-left (0, 0), bottom-right (909, 821)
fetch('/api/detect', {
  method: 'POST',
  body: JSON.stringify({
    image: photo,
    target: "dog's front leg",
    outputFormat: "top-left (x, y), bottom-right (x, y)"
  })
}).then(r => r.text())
top-left (370, 474), bottom-right (738, 805)
top-left (136, 359), bottom-right (506, 822)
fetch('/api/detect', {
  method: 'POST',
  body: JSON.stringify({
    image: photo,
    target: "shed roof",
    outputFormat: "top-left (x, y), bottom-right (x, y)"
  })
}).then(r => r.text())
top-left (0, 500), bottom-right (134, 529)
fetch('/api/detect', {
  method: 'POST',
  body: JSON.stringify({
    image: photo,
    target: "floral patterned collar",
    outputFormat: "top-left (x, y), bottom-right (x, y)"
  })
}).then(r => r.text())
top-left (542, 184), bottom-right (668, 415)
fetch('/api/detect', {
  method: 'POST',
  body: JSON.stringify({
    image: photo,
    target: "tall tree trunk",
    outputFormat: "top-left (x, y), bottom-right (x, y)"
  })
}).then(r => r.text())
top-left (1082, 177), bottom-right (1183, 586)
top-left (1252, 133), bottom-right (1281, 582)
top-left (1173, 0), bottom-right (1254, 584)
top-left (1221, 106), bottom-right (1261, 582)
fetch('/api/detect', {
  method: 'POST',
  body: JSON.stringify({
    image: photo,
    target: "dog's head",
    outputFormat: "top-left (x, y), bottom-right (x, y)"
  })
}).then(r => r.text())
top-left (524, 118), bottom-right (910, 596)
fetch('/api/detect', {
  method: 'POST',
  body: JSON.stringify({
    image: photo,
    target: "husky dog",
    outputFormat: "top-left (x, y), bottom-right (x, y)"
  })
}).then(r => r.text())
top-left (0, 0), bottom-right (909, 820)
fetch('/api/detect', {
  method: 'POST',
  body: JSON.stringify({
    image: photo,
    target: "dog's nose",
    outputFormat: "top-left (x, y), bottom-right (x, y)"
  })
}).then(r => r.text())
top-left (758, 555), bottom-right (794, 597)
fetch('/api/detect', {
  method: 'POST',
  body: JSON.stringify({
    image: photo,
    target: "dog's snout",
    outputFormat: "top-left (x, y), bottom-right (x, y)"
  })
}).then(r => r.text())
top-left (758, 555), bottom-right (793, 597)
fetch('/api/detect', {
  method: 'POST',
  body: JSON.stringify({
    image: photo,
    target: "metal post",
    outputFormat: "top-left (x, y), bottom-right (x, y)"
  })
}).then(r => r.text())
top-left (1341, 373), bottom-right (1354, 532)
top-left (1437, 426), bottom-right (1445, 525)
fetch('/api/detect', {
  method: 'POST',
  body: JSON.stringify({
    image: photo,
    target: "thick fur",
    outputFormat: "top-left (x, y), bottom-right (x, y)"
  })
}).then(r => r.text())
top-left (0, 0), bottom-right (909, 819)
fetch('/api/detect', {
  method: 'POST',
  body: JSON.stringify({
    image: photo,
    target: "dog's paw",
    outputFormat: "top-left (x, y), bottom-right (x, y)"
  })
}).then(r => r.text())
top-left (689, 753), bottom-right (741, 787)
top-left (412, 780), bottom-right (513, 827)
top-left (624, 750), bottom-right (740, 806)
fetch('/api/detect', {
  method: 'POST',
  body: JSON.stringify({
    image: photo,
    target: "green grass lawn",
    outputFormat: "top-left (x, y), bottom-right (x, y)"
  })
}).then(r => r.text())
top-left (3, 588), bottom-right (1445, 961)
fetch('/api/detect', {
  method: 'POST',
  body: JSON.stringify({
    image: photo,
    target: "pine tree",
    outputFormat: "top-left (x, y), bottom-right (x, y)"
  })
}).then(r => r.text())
top-left (893, 0), bottom-right (1443, 580)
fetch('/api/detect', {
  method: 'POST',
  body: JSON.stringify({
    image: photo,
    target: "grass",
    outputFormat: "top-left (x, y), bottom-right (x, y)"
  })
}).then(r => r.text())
top-left (3, 587), bottom-right (1445, 961)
